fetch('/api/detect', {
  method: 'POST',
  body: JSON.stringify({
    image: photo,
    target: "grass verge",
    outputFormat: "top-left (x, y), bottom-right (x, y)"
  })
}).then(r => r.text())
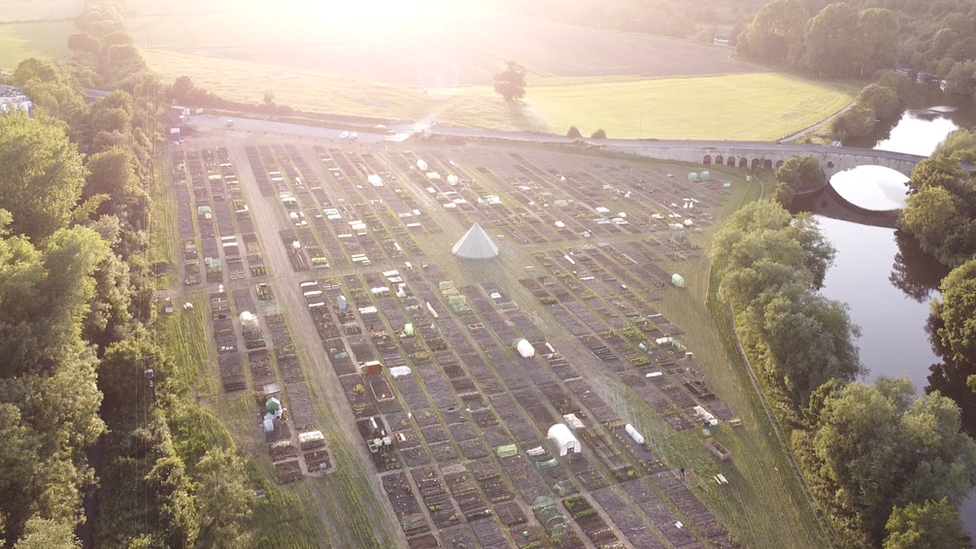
top-left (149, 162), bottom-right (178, 290)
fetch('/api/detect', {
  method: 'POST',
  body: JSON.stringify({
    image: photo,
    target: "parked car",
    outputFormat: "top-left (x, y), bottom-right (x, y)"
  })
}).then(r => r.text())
top-left (349, 132), bottom-right (358, 141)
top-left (339, 131), bottom-right (350, 139)
top-left (226, 119), bottom-right (234, 127)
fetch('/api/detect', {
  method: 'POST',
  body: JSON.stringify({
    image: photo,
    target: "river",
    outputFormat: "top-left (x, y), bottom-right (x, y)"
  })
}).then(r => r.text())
top-left (806, 97), bottom-right (976, 539)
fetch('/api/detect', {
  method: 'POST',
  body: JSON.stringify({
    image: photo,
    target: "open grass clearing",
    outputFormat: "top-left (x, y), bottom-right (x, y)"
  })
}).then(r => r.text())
top-left (0, 20), bottom-right (73, 68)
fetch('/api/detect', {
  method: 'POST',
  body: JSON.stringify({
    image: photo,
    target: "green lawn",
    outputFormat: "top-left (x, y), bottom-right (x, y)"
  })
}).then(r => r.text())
top-left (0, 20), bottom-right (73, 69)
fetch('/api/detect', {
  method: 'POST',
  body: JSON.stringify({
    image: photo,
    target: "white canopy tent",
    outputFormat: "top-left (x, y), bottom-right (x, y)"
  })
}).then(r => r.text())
top-left (516, 339), bottom-right (535, 358)
top-left (452, 223), bottom-right (499, 260)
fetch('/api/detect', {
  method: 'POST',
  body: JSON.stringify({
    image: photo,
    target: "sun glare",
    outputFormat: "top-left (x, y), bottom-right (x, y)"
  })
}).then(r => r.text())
top-left (294, 0), bottom-right (475, 24)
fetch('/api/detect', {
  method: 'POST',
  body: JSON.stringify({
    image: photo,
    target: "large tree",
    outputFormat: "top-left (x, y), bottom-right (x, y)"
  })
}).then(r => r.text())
top-left (899, 156), bottom-right (976, 267)
top-left (0, 111), bottom-right (88, 241)
top-left (803, 3), bottom-right (860, 78)
top-left (900, 186), bottom-right (966, 264)
top-left (773, 155), bottom-right (826, 206)
top-left (907, 155), bottom-right (969, 195)
top-left (807, 379), bottom-right (976, 545)
top-left (884, 498), bottom-right (968, 549)
top-left (736, 0), bottom-right (808, 63)
top-left (12, 517), bottom-right (80, 549)
top-left (194, 448), bottom-right (253, 549)
top-left (711, 201), bottom-right (835, 306)
top-left (493, 61), bottom-right (527, 104)
top-left (762, 290), bottom-right (861, 403)
top-left (926, 261), bottom-right (976, 438)
top-left (855, 8), bottom-right (899, 76)
top-left (856, 84), bottom-right (899, 119)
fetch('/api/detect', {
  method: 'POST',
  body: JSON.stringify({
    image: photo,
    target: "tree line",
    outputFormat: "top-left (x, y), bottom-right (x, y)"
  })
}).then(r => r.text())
top-left (896, 141), bottom-right (976, 447)
top-left (710, 200), bottom-right (976, 548)
top-left (0, 1), bottom-right (254, 547)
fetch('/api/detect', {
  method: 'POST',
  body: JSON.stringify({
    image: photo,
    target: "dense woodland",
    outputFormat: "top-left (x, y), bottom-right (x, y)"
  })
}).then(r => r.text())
top-left (0, 1), bottom-right (253, 548)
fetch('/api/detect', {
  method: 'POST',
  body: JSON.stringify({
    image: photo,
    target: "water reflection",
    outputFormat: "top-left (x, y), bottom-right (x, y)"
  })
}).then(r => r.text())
top-left (890, 229), bottom-right (950, 304)
top-left (828, 165), bottom-right (909, 211)
top-left (813, 216), bottom-right (939, 391)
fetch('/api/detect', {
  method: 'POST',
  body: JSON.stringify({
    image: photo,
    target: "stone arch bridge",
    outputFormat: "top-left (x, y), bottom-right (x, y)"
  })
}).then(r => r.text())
top-left (603, 140), bottom-right (926, 179)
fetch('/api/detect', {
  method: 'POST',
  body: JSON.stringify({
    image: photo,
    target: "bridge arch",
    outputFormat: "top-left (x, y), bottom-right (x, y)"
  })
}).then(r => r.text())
top-left (739, 157), bottom-right (748, 168)
top-left (751, 158), bottom-right (761, 170)
top-left (703, 155), bottom-right (712, 165)
top-left (775, 160), bottom-right (784, 169)
top-left (763, 159), bottom-right (773, 170)
top-left (715, 155), bottom-right (724, 165)
top-left (727, 157), bottom-right (736, 167)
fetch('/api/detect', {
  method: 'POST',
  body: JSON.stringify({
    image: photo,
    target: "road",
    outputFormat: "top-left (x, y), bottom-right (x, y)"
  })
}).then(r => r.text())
top-left (183, 114), bottom-right (925, 169)
top-left (186, 115), bottom-right (414, 144)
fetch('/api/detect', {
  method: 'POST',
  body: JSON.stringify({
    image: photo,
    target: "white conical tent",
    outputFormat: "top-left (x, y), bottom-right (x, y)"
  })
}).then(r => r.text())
top-left (452, 223), bottom-right (499, 260)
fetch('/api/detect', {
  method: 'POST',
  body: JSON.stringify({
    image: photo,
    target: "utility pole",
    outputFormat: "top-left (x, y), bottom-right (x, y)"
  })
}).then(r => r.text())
top-left (638, 109), bottom-right (643, 140)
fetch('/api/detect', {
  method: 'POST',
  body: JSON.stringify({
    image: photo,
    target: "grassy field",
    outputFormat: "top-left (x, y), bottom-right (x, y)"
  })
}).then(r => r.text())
top-left (441, 73), bottom-right (856, 139)
top-left (142, 48), bottom-right (854, 139)
top-left (0, 20), bottom-right (73, 69)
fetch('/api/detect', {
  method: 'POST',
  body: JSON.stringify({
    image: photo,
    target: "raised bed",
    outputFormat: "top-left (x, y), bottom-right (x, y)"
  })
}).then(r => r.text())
top-left (274, 460), bottom-right (302, 484)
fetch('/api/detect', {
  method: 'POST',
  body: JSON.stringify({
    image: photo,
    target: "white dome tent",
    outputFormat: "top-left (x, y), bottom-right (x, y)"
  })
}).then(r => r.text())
top-left (452, 223), bottom-right (499, 260)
